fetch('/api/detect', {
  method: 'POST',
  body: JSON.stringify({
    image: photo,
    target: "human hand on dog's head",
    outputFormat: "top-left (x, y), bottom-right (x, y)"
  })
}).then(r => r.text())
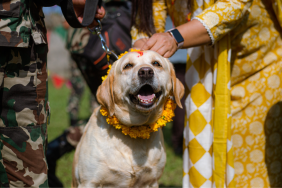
top-left (97, 50), bottom-right (184, 126)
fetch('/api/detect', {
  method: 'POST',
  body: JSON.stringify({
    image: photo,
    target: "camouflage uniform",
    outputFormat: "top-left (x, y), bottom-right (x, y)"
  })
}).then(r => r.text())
top-left (67, 59), bottom-right (86, 124)
top-left (65, 27), bottom-right (97, 146)
top-left (0, 0), bottom-right (49, 187)
top-left (66, 58), bottom-right (98, 147)
top-left (66, 121), bottom-right (86, 147)
top-left (67, 58), bottom-right (97, 126)
top-left (0, 0), bottom-right (47, 47)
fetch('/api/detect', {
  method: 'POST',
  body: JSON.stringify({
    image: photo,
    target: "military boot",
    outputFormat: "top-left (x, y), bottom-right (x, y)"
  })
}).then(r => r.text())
top-left (47, 131), bottom-right (75, 188)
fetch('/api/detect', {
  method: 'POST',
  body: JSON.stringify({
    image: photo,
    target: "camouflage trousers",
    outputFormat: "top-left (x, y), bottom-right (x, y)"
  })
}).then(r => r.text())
top-left (66, 59), bottom-right (99, 147)
top-left (66, 122), bottom-right (86, 147)
top-left (67, 59), bottom-right (85, 123)
top-left (0, 42), bottom-right (49, 187)
top-left (67, 59), bottom-right (97, 125)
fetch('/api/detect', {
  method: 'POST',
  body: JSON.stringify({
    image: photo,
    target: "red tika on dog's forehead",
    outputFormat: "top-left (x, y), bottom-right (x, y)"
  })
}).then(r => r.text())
top-left (115, 50), bottom-right (171, 72)
top-left (136, 51), bottom-right (143, 57)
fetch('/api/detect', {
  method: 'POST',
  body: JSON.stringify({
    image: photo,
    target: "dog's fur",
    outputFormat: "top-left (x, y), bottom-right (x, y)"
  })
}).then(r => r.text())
top-left (72, 51), bottom-right (184, 188)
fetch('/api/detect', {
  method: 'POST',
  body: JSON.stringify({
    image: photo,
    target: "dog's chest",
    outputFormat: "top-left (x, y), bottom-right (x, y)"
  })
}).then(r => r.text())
top-left (78, 127), bottom-right (166, 187)
top-left (76, 113), bottom-right (166, 187)
top-left (97, 142), bottom-right (166, 187)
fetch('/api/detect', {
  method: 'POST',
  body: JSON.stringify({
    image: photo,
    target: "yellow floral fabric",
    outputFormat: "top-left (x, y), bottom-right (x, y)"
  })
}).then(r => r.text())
top-left (130, 0), bottom-right (282, 187)
top-left (195, 0), bottom-right (253, 44)
top-left (196, 1), bottom-right (282, 186)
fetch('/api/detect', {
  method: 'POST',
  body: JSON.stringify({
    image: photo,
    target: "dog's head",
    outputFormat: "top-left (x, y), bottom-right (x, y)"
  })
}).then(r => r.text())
top-left (97, 50), bottom-right (184, 126)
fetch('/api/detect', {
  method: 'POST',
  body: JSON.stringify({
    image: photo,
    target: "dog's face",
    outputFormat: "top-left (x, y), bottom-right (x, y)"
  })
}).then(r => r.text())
top-left (97, 50), bottom-right (184, 126)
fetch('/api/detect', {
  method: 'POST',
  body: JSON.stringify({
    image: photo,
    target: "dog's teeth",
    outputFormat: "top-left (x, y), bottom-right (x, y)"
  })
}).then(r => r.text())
top-left (138, 96), bottom-right (156, 104)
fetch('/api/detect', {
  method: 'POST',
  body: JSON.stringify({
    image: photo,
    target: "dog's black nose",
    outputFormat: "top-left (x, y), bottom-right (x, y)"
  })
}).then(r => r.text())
top-left (138, 67), bottom-right (154, 79)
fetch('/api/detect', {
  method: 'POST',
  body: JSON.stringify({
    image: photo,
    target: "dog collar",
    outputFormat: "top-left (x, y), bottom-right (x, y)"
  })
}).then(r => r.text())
top-left (100, 98), bottom-right (176, 139)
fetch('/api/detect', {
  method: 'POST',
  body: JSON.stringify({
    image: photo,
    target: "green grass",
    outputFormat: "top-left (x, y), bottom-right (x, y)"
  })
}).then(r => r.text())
top-left (47, 81), bottom-right (182, 187)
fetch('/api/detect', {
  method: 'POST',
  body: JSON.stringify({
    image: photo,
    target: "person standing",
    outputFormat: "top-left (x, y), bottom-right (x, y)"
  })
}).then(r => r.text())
top-left (131, 0), bottom-right (282, 187)
top-left (0, 0), bottom-right (105, 187)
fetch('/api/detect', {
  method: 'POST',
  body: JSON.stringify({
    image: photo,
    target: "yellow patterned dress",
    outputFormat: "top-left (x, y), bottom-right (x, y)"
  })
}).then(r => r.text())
top-left (131, 0), bottom-right (282, 187)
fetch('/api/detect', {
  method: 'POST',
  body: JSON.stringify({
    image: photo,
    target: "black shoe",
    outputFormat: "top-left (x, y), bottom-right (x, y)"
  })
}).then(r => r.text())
top-left (47, 131), bottom-right (75, 188)
top-left (70, 119), bottom-right (78, 126)
top-left (48, 171), bottom-right (64, 188)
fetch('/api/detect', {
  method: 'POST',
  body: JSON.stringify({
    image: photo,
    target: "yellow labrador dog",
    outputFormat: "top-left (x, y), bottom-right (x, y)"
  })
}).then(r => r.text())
top-left (72, 50), bottom-right (184, 188)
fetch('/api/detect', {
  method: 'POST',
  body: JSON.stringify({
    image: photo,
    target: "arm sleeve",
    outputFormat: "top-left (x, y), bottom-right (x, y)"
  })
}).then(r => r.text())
top-left (130, 0), bottom-right (167, 45)
top-left (193, 0), bottom-right (253, 45)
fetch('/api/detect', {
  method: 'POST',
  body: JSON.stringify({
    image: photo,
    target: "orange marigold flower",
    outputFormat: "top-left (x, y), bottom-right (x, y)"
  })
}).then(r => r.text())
top-left (100, 98), bottom-right (176, 139)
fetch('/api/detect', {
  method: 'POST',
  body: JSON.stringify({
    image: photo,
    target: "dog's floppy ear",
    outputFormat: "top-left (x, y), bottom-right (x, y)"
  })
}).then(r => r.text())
top-left (169, 62), bottom-right (185, 109)
top-left (96, 71), bottom-right (115, 116)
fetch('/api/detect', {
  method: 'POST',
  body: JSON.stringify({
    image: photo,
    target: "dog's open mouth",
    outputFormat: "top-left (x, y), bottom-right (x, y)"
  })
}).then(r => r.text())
top-left (130, 84), bottom-right (162, 108)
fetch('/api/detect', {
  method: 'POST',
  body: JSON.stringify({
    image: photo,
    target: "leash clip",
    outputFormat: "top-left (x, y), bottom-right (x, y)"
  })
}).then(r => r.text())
top-left (88, 19), bottom-right (119, 62)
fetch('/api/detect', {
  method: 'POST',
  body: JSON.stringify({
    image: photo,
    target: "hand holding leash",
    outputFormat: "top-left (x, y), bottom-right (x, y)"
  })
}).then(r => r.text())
top-left (61, 0), bottom-right (104, 28)
top-left (88, 20), bottom-right (119, 62)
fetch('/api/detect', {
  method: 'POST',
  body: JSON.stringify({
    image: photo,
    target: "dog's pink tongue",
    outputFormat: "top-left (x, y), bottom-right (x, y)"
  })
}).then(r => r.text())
top-left (139, 94), bottom-right (155, 100)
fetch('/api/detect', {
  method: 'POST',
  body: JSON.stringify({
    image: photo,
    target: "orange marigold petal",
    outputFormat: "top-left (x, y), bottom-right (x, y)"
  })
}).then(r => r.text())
top-left (100, 98), bottom-right (175, 139)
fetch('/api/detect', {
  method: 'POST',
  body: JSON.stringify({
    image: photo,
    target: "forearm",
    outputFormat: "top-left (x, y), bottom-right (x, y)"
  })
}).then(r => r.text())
top-left (140, 0), bottom-right (252, 58)
top-left (176, 19), bottom-right (211, 48)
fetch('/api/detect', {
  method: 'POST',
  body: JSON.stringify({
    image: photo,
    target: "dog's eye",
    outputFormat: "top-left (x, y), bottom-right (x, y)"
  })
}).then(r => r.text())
top-left (124, 63), bottom-right (133, 69)
top-left (152, 61), bottom-right (161, 67)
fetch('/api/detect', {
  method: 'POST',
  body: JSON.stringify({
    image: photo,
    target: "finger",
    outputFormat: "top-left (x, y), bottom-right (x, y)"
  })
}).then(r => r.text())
top-left (88, 7), bottom-right (105, 27)
top-left (77, 17), bottom-right (83, 23)
top-left (150, 34), bottom-right (165, 52)
top-left (88, 20), bottom-right (99, 28)
top-left (95, 6), bottom-right (105, 19)
top-left (97, 7), bottom-right (103, 14)
top-left (163, 46), bottom-right (177, 58)
top-left (133, 38), bottom-right (148, 48)
top-left (141, 37), bottom-right (158, 50)
top-left (150, 42), bottom-right (165, 53)
top-left (95, 14), bottom-right (104, 20)
top-left (156, 46), bottom-right (170, 56)
top-left (163, 51), bottom-right (173, 58)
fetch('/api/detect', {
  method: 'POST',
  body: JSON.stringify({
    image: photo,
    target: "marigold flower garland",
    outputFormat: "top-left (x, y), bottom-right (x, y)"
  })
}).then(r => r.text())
top-left (100, 99), bottom-right (176, 139)
top-left (100, 49), bottom-right (177, 139)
